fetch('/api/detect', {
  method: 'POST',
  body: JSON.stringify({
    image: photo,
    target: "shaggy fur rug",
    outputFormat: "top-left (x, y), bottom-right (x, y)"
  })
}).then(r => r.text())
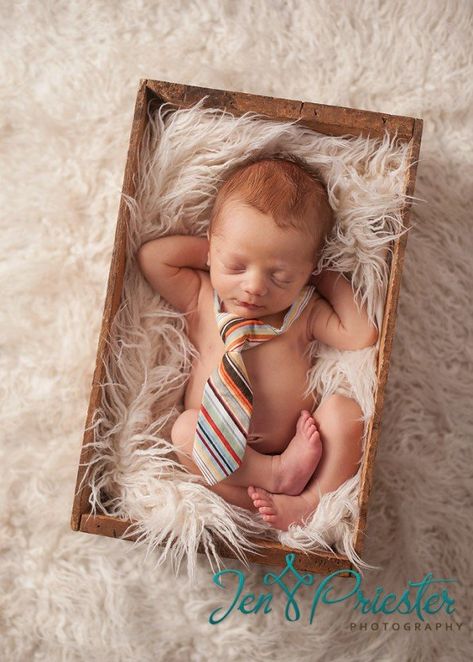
top-left (2, 1), bottom-right (471, 660)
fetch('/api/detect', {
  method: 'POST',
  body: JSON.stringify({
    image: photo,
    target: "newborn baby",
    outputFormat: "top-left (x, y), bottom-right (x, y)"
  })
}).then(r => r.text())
top-left (137, 156), bottom-right (378, 531)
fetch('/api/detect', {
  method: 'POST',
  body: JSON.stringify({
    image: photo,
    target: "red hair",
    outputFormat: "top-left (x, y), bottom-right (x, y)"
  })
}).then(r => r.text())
top-left (209, 154), bottom-right (335, 261)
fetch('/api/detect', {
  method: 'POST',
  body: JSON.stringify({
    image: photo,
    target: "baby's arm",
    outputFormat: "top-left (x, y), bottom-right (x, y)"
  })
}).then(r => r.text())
top-left (308, 270), bottom-right (378, 350)
top-left (137, 235), bottom-right (209, 313)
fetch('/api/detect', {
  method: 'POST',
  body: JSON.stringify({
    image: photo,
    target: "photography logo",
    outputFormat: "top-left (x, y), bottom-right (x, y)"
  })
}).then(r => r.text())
top-left (208, 553), bottom-right (462, 631)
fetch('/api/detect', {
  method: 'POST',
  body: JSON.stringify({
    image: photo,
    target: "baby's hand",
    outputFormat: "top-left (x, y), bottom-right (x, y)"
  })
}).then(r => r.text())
top-left (137, 234), bottom-right (208, 313)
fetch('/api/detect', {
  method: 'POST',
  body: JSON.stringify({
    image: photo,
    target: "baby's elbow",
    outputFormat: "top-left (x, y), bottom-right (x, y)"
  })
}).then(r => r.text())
top-left (136, 241), bottom-right (162, 289)
top-left (361, 324), bottom-right (379, 348)
top-left (137, 241), bottom-right (161, 278)
top-left (344, 325), bottom-right (379, 350)
top-left (136, 242), bottom-right (151, 271)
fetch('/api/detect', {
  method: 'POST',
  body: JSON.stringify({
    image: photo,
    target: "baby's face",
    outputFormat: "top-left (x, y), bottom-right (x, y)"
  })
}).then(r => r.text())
top-left (207, 198), bottom-right (315, 319)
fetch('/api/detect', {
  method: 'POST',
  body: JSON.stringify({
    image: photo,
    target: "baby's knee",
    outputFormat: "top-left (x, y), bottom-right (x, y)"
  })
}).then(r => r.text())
top-left (314, 394), bottom-right (364, 441)
top-left (171, 409), bottom-right (199, 447)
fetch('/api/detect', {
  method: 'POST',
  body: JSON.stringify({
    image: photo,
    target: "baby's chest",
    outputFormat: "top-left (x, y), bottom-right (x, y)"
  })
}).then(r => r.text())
top-left (243, 336), bottom-right (310, 393)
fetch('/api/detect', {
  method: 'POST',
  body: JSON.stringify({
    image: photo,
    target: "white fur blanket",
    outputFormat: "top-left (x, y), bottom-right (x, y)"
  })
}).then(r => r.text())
top-left (2, 1), bottom-right (470, 660)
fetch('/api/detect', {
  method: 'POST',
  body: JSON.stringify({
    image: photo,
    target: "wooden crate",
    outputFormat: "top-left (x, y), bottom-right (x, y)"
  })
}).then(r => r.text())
top-left (70, 78), bottom-right (423, 577)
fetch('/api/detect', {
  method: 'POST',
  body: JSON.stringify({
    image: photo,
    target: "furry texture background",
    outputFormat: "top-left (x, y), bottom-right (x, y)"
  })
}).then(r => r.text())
top-left (85, 99), bottom-right (412, 577)
top-left (1, 1), bottom-right (472, 660)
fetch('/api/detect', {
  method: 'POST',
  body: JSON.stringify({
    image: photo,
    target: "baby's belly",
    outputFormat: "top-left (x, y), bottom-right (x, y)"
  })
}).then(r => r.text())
top-left (184, 354), bottom-right (316, 455)
top-left (246, 374), bottom-right (315, 454)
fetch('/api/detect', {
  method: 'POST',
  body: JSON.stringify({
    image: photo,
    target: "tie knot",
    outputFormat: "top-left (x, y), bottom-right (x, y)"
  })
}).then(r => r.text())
top-left (213, 285), bottom-right (316, 353)
top-left (218, 315), bottom-right (275, 353)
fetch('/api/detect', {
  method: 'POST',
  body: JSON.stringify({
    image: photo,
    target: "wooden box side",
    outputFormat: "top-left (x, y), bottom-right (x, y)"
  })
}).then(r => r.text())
top-left (70, 79), bottom-right (150, 530)
top-left (146, 79), bottom-right (416, 141)
top-left (353, 118), bottom-right (423, 554)
top-left (79, 513), bottom-right (353, 577)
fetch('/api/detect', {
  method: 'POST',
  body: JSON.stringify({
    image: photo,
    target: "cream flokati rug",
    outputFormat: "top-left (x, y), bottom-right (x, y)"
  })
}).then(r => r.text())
top-left (84, 98), bottom-right (412, 578)
top-left (2, 1), bottom-right (472, 660)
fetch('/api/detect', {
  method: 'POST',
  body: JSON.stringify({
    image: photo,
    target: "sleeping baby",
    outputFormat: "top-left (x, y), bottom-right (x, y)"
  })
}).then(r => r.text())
top-left (137, 155), bottom-right (379, 531)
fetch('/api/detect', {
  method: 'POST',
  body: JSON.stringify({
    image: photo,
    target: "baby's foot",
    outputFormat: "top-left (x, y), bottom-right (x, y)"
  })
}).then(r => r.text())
top-left (247, 486), bottom-right (317, 531)
top-left (272, 410), bottom-right (322, 496)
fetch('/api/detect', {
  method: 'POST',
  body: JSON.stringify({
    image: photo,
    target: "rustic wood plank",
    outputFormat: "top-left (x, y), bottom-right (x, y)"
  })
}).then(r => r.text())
top-left (70, 79), bottom-right (150, 530)
top-left (146, 79), bottom-right (416, 141)
top-left (79, 513), bottom-right (354, 576)
top-left (298, 101), bottom-right (415, 141)
top-left (353, 118), bottom-right (423, 555)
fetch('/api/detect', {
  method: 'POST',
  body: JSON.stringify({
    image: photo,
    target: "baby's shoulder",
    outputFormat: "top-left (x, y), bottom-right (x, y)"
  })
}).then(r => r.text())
top-left (189, 271), bottom-right (213, 321)
top-left (197, 271), bottom-right (213, 301)
top-left (183, 272), bottom-right (213, 345)
top-left (301, 289), bottom-right (323, 341)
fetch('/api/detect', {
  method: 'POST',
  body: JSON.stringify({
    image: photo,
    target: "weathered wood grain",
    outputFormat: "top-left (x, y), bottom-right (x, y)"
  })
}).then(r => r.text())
top-left (79, 513), bottom-right (354, 576)
top-left (70, 79), bottom-right (149, 531)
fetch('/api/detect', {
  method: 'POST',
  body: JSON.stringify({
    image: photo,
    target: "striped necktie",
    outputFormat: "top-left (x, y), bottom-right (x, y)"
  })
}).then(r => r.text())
top-left (192, 285), bottom-right (315, 485)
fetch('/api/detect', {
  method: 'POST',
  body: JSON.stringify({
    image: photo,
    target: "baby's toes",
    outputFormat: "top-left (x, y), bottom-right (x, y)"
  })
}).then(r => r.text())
top-left (307, 422), bottom-right (320, 444)
top-left (253, 499), bottom-right (269, 508)
top-left (302, 415), bottom-right (315, 436)
top-left (295, 412), bottom-right (306, 434)
top-left (248, 485), bottom-right (263, 502)
top-left (253, 486), bottom-right (270, 500)
top-left (259, 506), bottom-right (276, 516)
top-left (262, 514), bottom-right (276, 523)
top-left (248, 486), bottom-right (272, 509)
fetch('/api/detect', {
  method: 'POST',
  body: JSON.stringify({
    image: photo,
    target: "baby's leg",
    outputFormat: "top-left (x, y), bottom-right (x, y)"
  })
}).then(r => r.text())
top-left (170, 409), bottom-right (322, 497)
top-left (171, 409), bottom-right (256, 511)
top-left (249, 394), bottom-right (364, 531)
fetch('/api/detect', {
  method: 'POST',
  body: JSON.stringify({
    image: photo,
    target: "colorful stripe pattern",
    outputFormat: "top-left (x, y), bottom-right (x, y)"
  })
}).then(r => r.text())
top-left (192, 285), bottom-right (315, 485)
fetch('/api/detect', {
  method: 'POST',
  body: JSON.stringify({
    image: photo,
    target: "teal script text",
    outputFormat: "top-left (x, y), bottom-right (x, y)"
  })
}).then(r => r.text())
top-left (209, 553), bottom-right (457, 624)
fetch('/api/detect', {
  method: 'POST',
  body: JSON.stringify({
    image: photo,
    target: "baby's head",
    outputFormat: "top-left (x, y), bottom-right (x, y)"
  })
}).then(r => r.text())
top-left (206, 155), bottom-right (335, 319)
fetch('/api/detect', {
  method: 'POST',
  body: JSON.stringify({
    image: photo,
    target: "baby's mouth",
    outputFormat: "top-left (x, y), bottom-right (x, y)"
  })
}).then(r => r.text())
top-left (235, 299), bottom-right (263, 310)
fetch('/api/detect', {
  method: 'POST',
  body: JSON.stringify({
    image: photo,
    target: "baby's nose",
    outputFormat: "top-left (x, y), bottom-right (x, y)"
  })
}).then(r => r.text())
top-left (243, 272), bottom-right (268, 296)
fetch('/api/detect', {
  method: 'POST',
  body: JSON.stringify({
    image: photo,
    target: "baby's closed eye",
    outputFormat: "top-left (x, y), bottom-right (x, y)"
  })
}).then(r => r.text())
top-left (225, 264), bottom-right (292, 285)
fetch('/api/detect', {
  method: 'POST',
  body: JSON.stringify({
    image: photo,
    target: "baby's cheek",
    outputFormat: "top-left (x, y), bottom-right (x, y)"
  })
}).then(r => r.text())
top-left (211, 272), bottom-right (233, 294)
